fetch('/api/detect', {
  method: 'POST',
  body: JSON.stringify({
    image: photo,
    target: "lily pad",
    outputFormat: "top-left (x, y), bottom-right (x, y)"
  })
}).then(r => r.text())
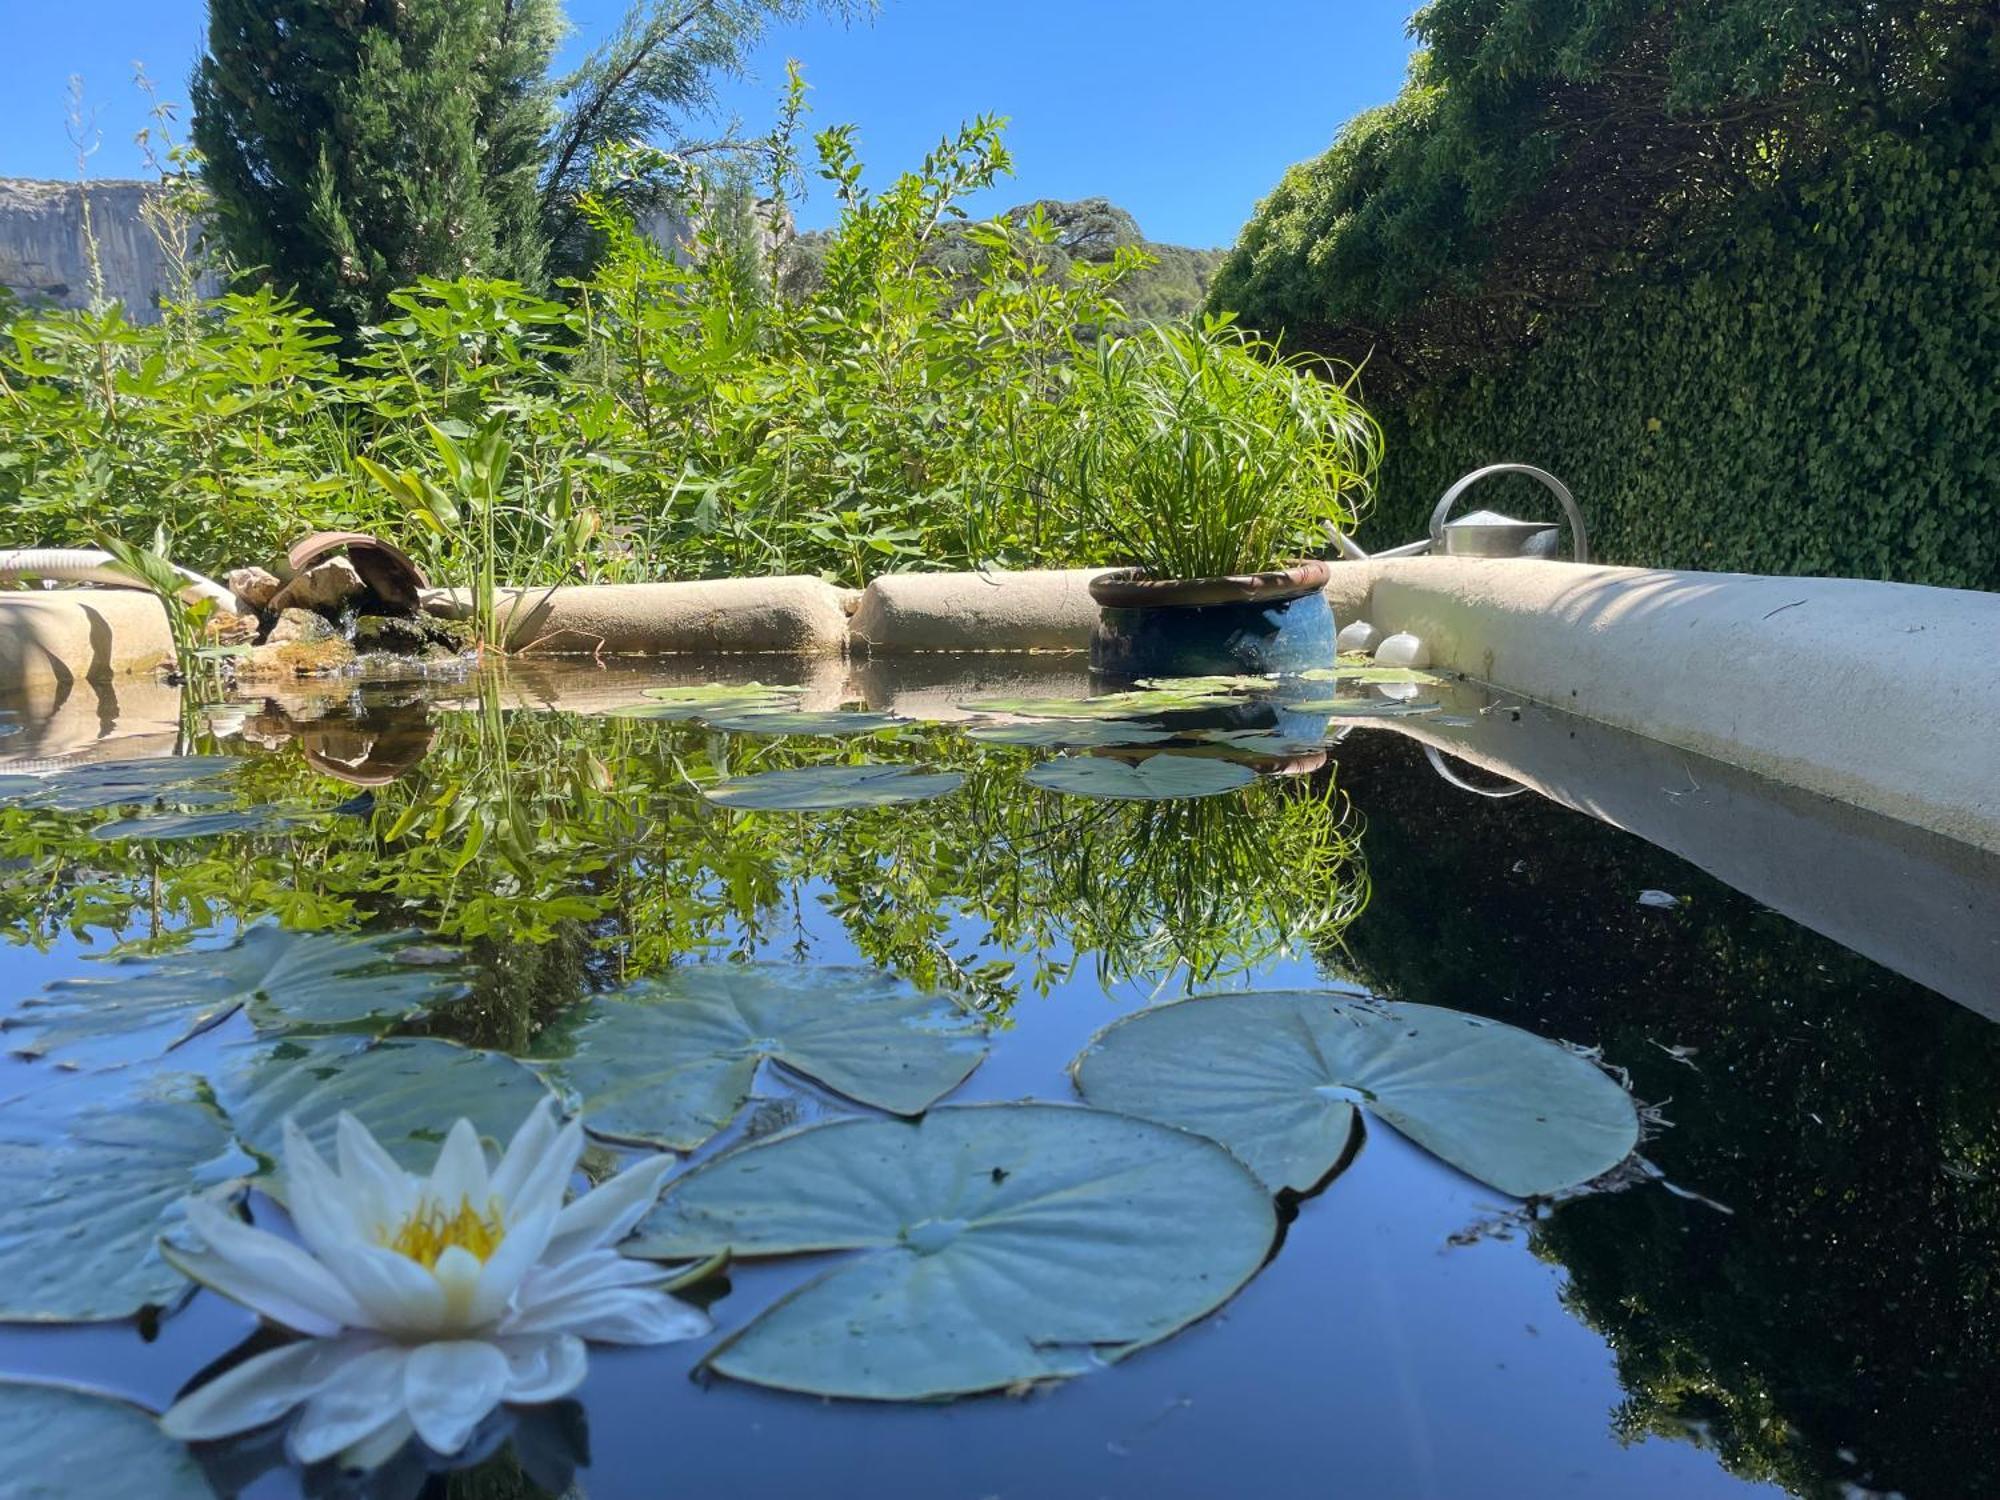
top-left (211, 1034), bottom-right (555, 1188)
top-left (957, 687), bottom-right (1239, 721)
top-left (1132, 675), bottom-right (1280, 693)
top-left (89, 807), bottom-right (316, 844)
top-left (537, 964), bottom-right (988, 1150)
top-left (613, 683), bottom-right (805, 720)
top-left (0, 757), bottom-right (242, 813)
top-left (1298, 665), bottom-right (1446, 686)
top-left (1286, 697), bottom-right (1443, 718)
top-left (0, 1379), bottom-right (216, 1499)
top-left (1184, 728), bottom-right (1326, 755)
top-left (0, 1071), bottom-right (249, 1321)
top-left (963, 720), bottom-right (1176, 749)
top-left (704, 764), bottom-right (963, 812)
top-left (1071, 991), bottom-right (1640, 1198)
top-left (629, 1104), bottom-right (1276, 1400)
top-left (1024, 753), bottom-right (1256, 802)
top-left (703, 710), bottom-right (905, 737)
top-left (6, 927), bottom-right (471, 1068)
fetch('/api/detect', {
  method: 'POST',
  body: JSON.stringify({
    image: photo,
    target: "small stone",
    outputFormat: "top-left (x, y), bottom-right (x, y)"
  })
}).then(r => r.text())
top-left (281, 556), bottom-right (364, 611)
top-left (1336, 619), bottom-right (1382, 654)
top-left (1637, 889), bottom-right (1680, 910)
top-left (265, 607), bottom-right (339, 646)
top-left (225, 566), bottom-right (282, 611)
top-left (1374, 631), bottom-right (1431, 669)
top-left (238, 637), bottom-right (356, 679)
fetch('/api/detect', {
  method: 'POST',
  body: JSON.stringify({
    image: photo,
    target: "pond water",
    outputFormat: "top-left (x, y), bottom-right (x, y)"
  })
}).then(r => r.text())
top-left (1, 656), bottom-right (1996, 1500)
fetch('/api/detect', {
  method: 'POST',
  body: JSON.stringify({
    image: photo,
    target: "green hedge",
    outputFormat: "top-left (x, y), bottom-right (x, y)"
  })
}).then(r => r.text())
top-left (1358, 121), bottom-right (1999, 591)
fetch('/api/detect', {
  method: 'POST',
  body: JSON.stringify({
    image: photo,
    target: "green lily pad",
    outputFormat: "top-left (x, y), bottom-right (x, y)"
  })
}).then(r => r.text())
top-left (629, 1104), bottom-right (1276, 1400)
top-left (1183, 728), bottom-right (1326, 755)
top-left (0, 1071), bottom-right (249, 1321)
top-left (1286, 697), bottom-right (1442, 718)
top-left (6, 927), bottom-right (470, 1068)
top-left (537, 964), bottom-right (989, 1150)
top-left (957, 687), bottom-right (1239, 721)
top-left (89, 807), bottom-right (316, 844)
top-left (610, 683), bottom-right (806, 720)
top-left (703, 710), bottom-right (905, 737)
top-left (1071, 991), bottom-right (1640, 1198)
top-left (1298, 665), bottom-right (1446, 686)
top-left (1131, 675), bottom-right (1280, 693)
top-left (0, 757), bottom-right (242, 813)
top-left (963, 720), bottom-right (1176, 749)
top-left (704, 764), bottom-right (964, 812)
top-left (211, 1034), bottom-right (555, 1189)
top-left (0, 1379), bottom-right (216, 1499)
top-left (1024, 753), bottom-right (1256, 802)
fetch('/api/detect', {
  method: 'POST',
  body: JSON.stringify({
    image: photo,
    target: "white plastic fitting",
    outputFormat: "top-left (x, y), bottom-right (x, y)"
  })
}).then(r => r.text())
top-left (1336, 619), bottom-right (1383, 654)
top-left (1374, 631), bottom-right (1432, 669)
top-left (0, 548), bottom-right (240, 614)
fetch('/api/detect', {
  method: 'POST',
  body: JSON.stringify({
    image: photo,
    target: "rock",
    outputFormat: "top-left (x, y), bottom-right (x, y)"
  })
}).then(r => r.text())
top-left (352, 613), bottom-right (469, 660)
top-left (226, 566), bottom-right (282, 611)
top-left (265, 607), bottom-right (339, 646)
top-left (238, 637), bottom-right (355, 680)
top-left (278, 556), bottom-right (364, 612)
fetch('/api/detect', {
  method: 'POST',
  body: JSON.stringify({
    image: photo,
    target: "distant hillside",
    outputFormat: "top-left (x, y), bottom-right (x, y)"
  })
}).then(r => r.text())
top-left (781, 196), bottom-right (1226, 325)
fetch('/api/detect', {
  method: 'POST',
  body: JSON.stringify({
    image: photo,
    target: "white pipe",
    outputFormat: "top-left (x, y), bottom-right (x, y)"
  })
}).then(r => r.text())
top-left (0, 548), bottom-right (240, 614)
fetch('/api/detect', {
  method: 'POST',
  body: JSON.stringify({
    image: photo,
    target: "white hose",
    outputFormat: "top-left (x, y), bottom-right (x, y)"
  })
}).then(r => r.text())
top-left (0, 548), bottom-right (240, 614)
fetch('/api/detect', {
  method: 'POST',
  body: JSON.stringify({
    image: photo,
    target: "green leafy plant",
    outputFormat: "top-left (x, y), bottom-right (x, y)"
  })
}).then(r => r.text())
top-left (1039, 317), bottom-right (1381, 580)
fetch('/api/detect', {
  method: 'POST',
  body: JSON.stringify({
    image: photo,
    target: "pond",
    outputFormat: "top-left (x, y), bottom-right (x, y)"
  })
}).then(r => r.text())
top-left (1, 656), bottom-right (1995, 1500)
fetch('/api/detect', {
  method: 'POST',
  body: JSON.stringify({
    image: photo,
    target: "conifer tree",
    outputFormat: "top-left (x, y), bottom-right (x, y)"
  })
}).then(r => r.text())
top-left (193, 0), bottom-right (561, 333)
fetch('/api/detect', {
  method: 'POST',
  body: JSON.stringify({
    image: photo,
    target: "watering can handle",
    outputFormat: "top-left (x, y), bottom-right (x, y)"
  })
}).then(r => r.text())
top-left (1428, 464), bottom-right (1590, 564)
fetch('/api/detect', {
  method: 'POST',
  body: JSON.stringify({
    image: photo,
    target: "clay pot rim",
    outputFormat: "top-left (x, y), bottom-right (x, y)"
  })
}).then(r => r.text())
top-left (1087, 560), bottom-right (1332, 610)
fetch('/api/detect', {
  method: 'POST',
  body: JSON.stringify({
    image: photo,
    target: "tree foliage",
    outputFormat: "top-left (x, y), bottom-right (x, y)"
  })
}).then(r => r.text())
top-left (193, 0), bottom-right (563, 335)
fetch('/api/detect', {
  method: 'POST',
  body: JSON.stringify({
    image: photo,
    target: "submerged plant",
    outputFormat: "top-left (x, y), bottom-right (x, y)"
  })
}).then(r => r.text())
top-left (1040, 316), bottom-right (1381, 579)
top-left (159, 1100), bottom-right (706, 1469)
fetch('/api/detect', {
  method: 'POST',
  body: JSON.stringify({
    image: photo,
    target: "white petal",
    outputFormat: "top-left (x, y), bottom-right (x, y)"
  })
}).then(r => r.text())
top-left (515, 1249), bottom-right (671, 1310)
top-left (425, 1119), bottom-right (491, 1211)
top-left (494, 1333), bottom-right (589, 1404)
top-left (280, 1119), bottom-right (370, 1262)
top-left (488, 1098), bottom-right (561, 1205)
top-left (285, 1344), bottom-right (413, 1464)
top-left (324, 1243), bottom-right (447, 1335)
top-left (504, 1118), bottom-right (586, 1230)
top-left (160, 1335), bottom-right (379, 1441)
top-left (402, 1340), bottom-right (511, 1455)
top-left (337, 1414), bottom-right (416, 1473)
top-left (166, 1198), bottom-right (365, 1336)
top-left (335, 1112), bottom-right (418, 1228)
top-left (502, 1285), bottom-right (710, 1344)
top-left (544, 1151), bottom-right (673, 1262)
top-left (467, 1201), bottom-right (559, 1328)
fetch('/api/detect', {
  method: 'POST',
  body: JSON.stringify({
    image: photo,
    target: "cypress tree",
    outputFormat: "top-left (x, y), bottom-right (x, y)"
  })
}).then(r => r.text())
top-left (193, 0), bottom-right (561, 333)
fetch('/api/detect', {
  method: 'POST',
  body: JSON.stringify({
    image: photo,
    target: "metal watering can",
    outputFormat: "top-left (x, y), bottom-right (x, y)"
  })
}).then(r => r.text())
top-left (1336, 463), bottom-right (1591, 563)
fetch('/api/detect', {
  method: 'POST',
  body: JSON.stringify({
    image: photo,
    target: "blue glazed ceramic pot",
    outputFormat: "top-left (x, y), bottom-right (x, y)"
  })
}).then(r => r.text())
top-left (1087, 562), bottom-right (1337, 680)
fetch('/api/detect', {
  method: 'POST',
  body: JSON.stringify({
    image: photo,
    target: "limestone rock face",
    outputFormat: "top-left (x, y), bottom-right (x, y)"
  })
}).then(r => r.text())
top-left (0, 178), bottom-right (221, 320)
top-left (226, 566), bottom-right (283, 611)
top-left (265, 608), bottom-right (340, 646)
top-left (279, 557), bottom-right (364, 612)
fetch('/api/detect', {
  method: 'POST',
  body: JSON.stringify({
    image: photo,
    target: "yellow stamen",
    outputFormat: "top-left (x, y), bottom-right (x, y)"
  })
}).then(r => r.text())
top-left (382, 1196), bottom-right (506, 1268)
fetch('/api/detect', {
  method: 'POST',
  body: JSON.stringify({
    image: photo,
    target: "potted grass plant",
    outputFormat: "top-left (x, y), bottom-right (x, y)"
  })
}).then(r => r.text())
top-left (1045, 317), bottom-right (1380, 677)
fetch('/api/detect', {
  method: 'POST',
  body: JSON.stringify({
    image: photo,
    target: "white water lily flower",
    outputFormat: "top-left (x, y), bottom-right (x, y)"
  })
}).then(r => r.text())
top-left (159, 1100), bottom-right (707, 1468)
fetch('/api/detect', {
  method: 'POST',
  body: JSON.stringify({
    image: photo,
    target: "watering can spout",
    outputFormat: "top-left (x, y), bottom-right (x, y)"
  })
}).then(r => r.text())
top-left (1332, 463), bottom-right (1590, 564)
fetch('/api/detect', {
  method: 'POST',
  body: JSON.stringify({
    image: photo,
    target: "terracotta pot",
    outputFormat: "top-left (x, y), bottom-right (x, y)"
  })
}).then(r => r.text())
top-left (1086, 561), bottom-right (1336, 678)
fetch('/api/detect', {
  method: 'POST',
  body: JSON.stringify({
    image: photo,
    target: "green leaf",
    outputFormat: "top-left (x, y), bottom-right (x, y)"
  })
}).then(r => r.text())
top-left (89, 808), bottom-right (315, 844)
top-left (704, 764), bottom-right (964, 812)
top-left (1284, 697), bottom-right (1443, 718)
top-left (958, 688), bottom-right (1241, 721)
top-left (1296, 665), bottom-right (1445, 686)
top-left (211, 1034), bottom-right (555, 1190)
top-left (0, 758), bottom-right (241, 813)
top-left (962, 720), bottom-right (1176, 749)
top-left (629, 1104), bottom-right (1276, 1400)
top-left (618, 683), bottom-right (807, 720)
top-left (0, 1379), bottom-right (216, 1498)
top-left (537, 964), bottom-right (988, 1150)
top-left (6, 927), bottom-right (470, 1067)
top-left (0, 1072), bottom-right (250, 1321)
top-left (1024, 753), bottom-right (1256, 802)
top-left (702, 710), bottom-right (905, 737)
top-left (1072, 991), bottom-right (1639, 1197)
top-left (1131, 675), bottom-right (1281, 693)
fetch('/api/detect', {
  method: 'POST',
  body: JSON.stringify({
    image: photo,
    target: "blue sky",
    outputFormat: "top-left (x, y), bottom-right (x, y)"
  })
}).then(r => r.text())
top-left (2, 1), bottom-right (1420, 249)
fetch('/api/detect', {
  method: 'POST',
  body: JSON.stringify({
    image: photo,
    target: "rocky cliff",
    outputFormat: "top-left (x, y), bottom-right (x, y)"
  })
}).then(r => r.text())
top-left (0, 178), bottom-right (219, 321)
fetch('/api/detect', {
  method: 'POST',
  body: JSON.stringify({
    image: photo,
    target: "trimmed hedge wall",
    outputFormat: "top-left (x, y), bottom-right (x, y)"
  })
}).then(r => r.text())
top-left (1359, 121), bottom-right (1999, 592)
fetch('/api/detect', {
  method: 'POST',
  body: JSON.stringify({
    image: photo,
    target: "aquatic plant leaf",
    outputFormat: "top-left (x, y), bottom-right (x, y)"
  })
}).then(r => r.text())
top-left (0, 756), bottom-right (242, 813)
top-left (0, 1071), bottom-right (249, 1321)
top-left (957, 687), bottom-right (1240, 720)
top-left (0, 1379), bottom-right (215, 1497)
top-left (213, 1034), bottom-right (554, 1191)
top-left (1183, 728), bottom-right (1326, 755)
top-left (629, 1104), bottom-right (1276, 1400)
top-left (1131, 674), bottom-right (1281, 693)
top-left (1072, 991), bottom-right (1640, 1197)
top-left (6, 927), bottom-right (470, 1067)
top-left (963, 720), bottom-right (1176, 749)
top-left (1297, 665), bottom-right (1446, 686)
top-left (703, 710), bottom-right (905, 737)
top-left (614, 683), bottom-right (806, 719)
top-left (537, 964), bottom-right (989, 1150)
top-left (1285, 697), bottom-right (1443, 718)
top-left (1025, 753), bottom-right (1256, 802)
top-left (704, 764), bottom-right (963, 811)
top-left (89, 807), bottom-right (315, 844)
